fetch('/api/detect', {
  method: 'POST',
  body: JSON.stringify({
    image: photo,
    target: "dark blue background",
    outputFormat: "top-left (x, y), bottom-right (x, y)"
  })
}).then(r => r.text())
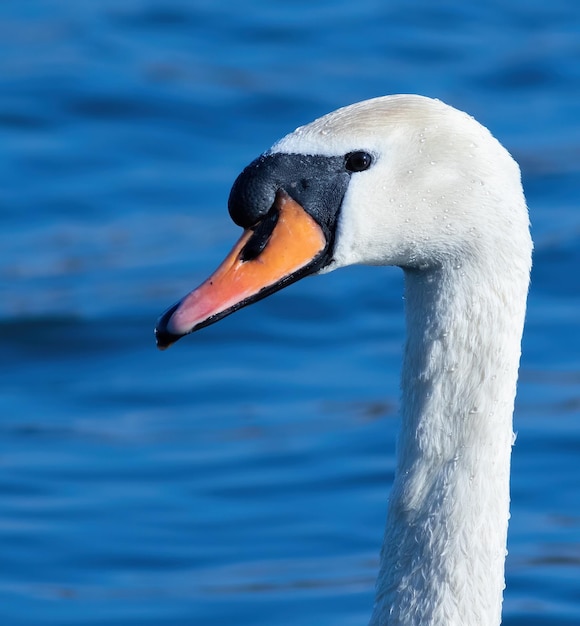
top-left (1, 2), bottom-right (579, 624)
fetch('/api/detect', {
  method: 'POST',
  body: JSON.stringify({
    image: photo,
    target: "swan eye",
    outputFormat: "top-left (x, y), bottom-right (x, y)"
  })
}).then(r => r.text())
top-left (344, 151), bottom-right (373, 172)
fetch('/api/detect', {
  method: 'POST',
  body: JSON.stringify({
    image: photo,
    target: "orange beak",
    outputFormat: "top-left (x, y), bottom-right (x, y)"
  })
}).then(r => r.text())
top-left (155, 190), bottom-right (327, 349)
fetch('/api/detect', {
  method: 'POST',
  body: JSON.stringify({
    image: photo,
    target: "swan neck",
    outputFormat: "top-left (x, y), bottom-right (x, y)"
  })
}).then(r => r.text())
top-left (371, 260), bottom-right (529, 626)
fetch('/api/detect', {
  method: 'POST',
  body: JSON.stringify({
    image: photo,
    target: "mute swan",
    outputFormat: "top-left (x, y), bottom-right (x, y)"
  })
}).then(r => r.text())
top-left (155, 95), bottom-right (532, 626)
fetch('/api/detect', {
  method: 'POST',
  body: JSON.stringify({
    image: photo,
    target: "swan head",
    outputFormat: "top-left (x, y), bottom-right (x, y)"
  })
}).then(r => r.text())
top-left (156, 95), bottom-right (529, 348)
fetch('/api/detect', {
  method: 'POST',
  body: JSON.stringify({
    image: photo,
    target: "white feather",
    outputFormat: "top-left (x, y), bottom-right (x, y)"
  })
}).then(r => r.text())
top-left (273, 95), bottom-right (532, 625)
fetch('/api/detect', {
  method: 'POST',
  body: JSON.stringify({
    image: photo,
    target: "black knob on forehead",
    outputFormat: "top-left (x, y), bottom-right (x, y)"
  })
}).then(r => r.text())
top-left (228, 155), bottom-right (279, 228)
top-left (227, 152), bottom-right (355, 231)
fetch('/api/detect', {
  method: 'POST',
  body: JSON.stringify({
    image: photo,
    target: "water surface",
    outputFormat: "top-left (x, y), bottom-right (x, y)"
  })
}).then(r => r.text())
top-left (1, 2), bottom-right (579, 624)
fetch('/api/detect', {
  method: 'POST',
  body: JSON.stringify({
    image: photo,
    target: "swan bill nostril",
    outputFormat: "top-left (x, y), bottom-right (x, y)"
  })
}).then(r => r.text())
top-left (240, 204), bottom-right (280, 262)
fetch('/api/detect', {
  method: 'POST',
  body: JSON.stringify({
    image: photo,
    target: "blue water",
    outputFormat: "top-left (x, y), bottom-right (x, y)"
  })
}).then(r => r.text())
top-left (1, 2), bottom-right (579, 624)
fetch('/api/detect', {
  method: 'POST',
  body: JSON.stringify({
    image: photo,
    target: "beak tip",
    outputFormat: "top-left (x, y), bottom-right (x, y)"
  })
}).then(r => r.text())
top-left (154, 327), bottom-right (174, 350)
top-left (155, 337), bottom-right (170, 351)
top-left (155, 302), bottom-right (186, 350)
top-left (155, 325), bottom-right (189, 350)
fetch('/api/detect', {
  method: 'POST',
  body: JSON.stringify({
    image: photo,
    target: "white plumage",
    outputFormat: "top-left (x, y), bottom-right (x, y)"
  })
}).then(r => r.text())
top-left (156, 95), bottom-right (532, 626)
top-left (272, 95), bottom-right (532, 625)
